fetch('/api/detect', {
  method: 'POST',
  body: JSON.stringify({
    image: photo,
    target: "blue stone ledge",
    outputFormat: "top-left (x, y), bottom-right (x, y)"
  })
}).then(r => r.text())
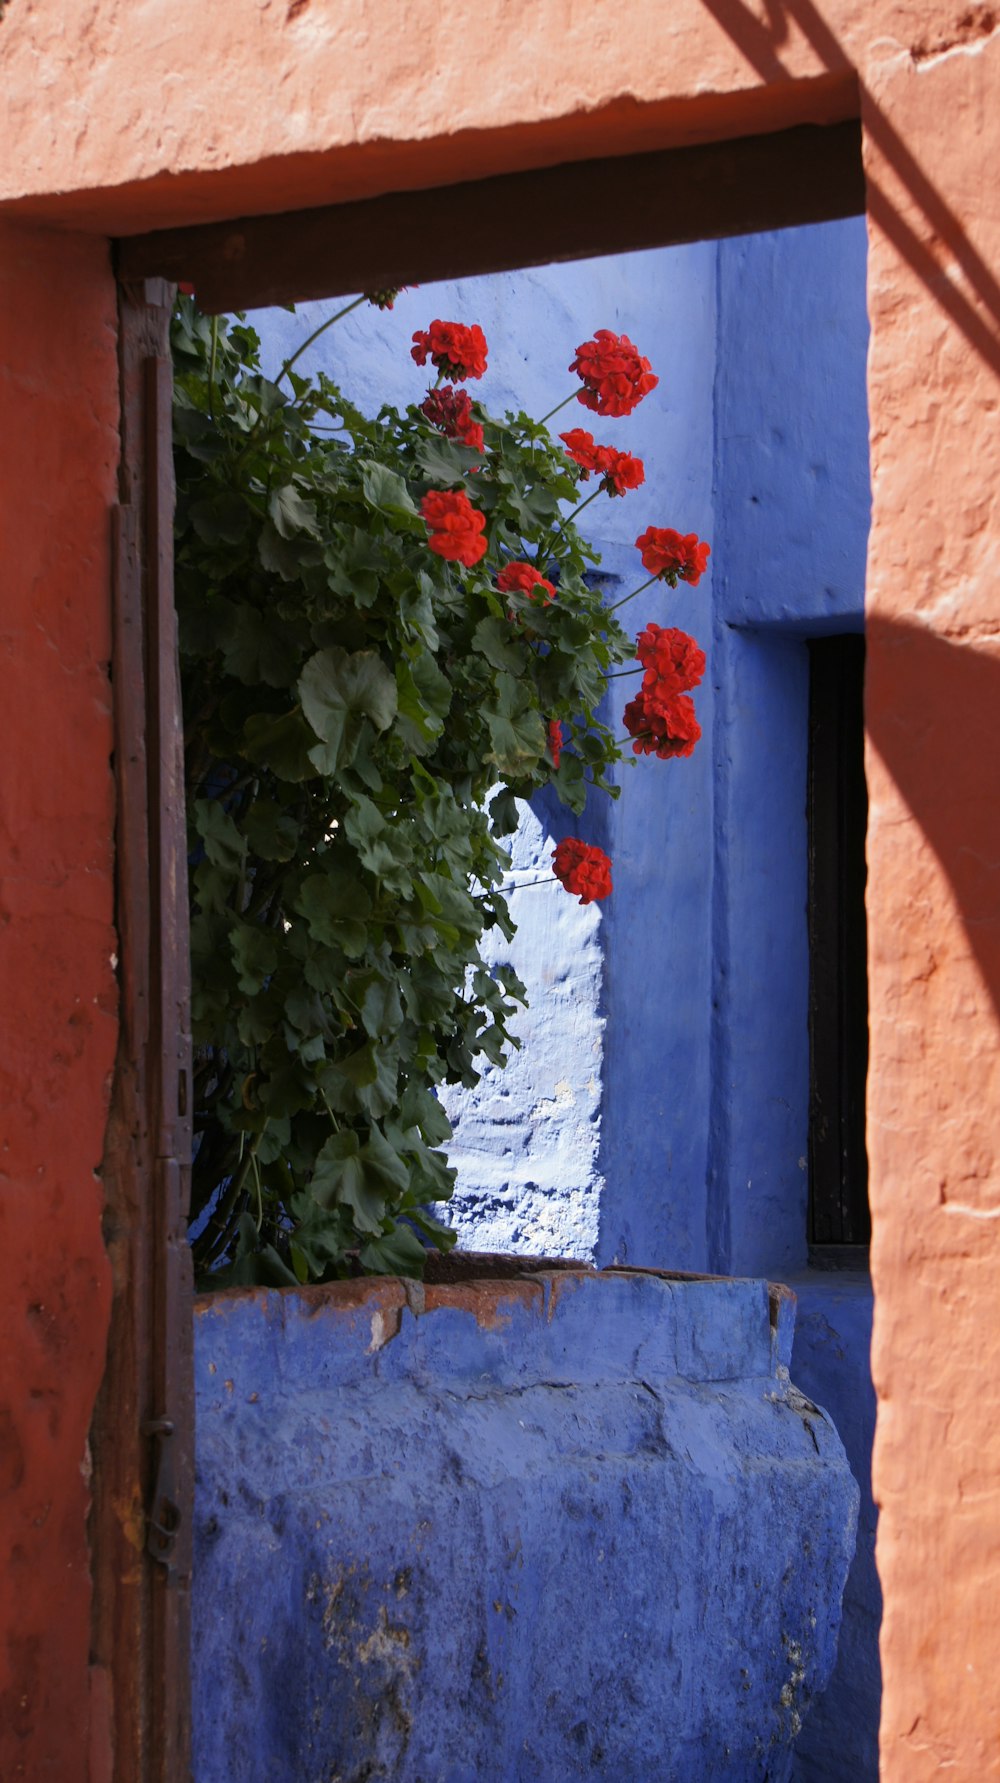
top-left (193, 1267), bottom-right (859, 1783)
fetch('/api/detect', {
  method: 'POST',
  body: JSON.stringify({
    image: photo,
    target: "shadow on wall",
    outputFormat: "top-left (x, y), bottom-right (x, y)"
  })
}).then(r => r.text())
top-left (866, 616), bottom-right (1000, 1030)
top-left (699, 0), bottom-right (1000, 382)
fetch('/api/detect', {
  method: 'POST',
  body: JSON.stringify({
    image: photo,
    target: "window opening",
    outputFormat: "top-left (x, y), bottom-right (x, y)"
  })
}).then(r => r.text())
top-left (807, 633), bottom-right (870, 1258)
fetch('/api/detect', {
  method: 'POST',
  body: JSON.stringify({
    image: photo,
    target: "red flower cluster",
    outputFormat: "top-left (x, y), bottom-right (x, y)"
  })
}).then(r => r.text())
top-left (635, 526), bottom-right (711, 586)
top-left (560, 429), bottom-right (645, 497)
top-left (365, 286), bottom-right (415, 310)
top-left (497, 561), bottom-right (556, 604)
top-left (421, 490), bottom-right (488, 566)
top-left (420, 385), bottom-right (484, 451)
top-left (547, 720), bottom-right (564, 768)
top-left (569, 330), bottom-right (658, 418)
top-left (623, 689), bottom-right (702, 759)
top-left (411, 320), bottom-right (489, 381)
top-left (635, 623), bottom-right (706, 697)
top-left (552, 837), bottom-right (613, 904)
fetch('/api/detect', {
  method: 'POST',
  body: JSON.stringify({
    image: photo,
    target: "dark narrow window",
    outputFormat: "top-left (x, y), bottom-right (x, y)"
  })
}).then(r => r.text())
top-left (807, 634), bottom-right (870, 1260)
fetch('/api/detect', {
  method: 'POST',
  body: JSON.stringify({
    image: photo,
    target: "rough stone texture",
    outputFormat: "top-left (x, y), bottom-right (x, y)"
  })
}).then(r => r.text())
top-left (193, 1271), bottom-right (858, 1782)
top-left (4, 3), bottom-right (1000, 1774)
top-left (786, 1274), bottom-right (879, 1781)
top-left (0, 2), bottom-right (865, 235)
top-left (863, 31), bottom-right (1000, 1779)
top-left (0, 221), bottom-right (119, 1780)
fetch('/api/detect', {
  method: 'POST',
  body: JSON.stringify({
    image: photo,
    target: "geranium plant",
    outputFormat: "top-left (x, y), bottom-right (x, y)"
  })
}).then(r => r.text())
top-left (172, 294), bottom-right (708, 1285)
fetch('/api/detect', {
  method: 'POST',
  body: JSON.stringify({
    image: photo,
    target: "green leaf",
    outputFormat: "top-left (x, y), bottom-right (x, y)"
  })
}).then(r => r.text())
top-left (269, 483), bottom-right (321, 539)
top-left (472, 615), bottom-right (527, 675)
top-left (299, 646), bottom-right (398, 774)
top-left (414, 436), bottom-right (483, 485)
top-left (360, 460), bottom-right (418, 522)
top-left (190, 490), bottom-right (252, 546)
top-left (295, 869), bottom-right (372, 957)
top-left (395, 651), bottom-right (452, 754)
top-left (483, 673), bottom-right (547, 776)
top-left (192, 799), bottom-right (247, 871)
top-left (230, 921), bottom-right (280, 994)
top-left (359, 1222), bottom-right (428, 1277)
top-left (217, 602), bottom-right (303, 687)
top-left (243, 708), bottom-right (317, 781)
top-left (243, 799), bottom-right (300, 862)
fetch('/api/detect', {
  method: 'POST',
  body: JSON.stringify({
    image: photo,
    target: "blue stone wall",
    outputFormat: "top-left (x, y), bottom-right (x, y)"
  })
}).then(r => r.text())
top-left (253, 247), bottom-right (718, 1260)
top-left (248, 220), bottom-right (879, 1775)
top-left (193, 1273), bottom-right (859, 1783)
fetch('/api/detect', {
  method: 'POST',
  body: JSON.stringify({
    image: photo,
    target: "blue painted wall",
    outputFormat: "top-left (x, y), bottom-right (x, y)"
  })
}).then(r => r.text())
top-left (193, 1271), bottom-right (860, 1783)
top-left (249, 218), bottom-right (878, 1776)
top-left (253, 248), bottom-right (718, 1260)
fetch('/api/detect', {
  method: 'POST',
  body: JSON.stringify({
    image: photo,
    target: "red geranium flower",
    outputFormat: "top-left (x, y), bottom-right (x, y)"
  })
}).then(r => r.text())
top-left (421, 490), bottom-right (488, 566)
top-left (411, 320), bottom-right (489, 381)
top-left (635, 623), bottom-right (706, 697)
top-left (623, 689), bottom-right (702, 759)
top-left (497, 561), bottom-right (556, 604)
top-left (365, 286), bottom-right (415, 310)
top-left (420, 385), bottom-right (484, 451)
top-left (560, 430), bottom-right (645, 498)
top-left (598, 446), bottom-right (645, 497)
top-left (635, 526), bottom-right (711, 586)
top-left (547, 720), bottom-right (564, 768)
top-left (569, 329), bottom-right (658, 417)
top-left (552, 837), bottom-right (613, 904)
top-left (560, 428), bottom-right (605, 478)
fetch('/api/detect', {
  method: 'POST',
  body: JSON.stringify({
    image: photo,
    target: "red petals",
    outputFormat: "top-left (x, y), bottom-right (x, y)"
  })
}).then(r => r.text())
top-left (569, 330), bottom-right (658, 417)
top-left (635, 623), bottom-right (706, 697)
top-left (623, 690), bottom-right (702, 759)
top-left (365, 286), bottom-right (415, 310)
top-left (560, 428), bottom-right (605, 477)
top-left (497, 561), bottom-right (556, 604)
top-left (547, 720), bottom-right (564, 768)
top-left (552, 837), bottom-right (613, 904)
top-left (420, 385), bottom-right (484, 450)
top-left (560, 429), bottom-right (645, 497)
top-left (412, 320), bottom-right (488, 381)
top-left (421, 490), bottom-right (488, 566)
top-left (635, 527), bottom-right (711, 586)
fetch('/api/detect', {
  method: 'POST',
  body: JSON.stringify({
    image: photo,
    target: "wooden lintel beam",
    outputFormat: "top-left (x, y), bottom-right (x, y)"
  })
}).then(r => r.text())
top-left (116, 121), bottom-right (864, 313)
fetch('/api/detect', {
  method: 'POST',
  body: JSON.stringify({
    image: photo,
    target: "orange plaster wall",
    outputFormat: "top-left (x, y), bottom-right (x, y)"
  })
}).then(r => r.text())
top-left (863, 30), bottom-right (1000, 1777)
top-left (2, 3), bottom-right (1000, 1779)
top-left (0, 0), bottom-right (870, 235)
top-left (0, 222), bottom-right (119, 1781)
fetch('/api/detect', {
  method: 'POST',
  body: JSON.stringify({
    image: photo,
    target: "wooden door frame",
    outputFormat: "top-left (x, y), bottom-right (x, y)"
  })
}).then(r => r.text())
top-left (92, 277), bottom-right (194, 1783)
top-left (93, 115), bottom-right (864, 1779)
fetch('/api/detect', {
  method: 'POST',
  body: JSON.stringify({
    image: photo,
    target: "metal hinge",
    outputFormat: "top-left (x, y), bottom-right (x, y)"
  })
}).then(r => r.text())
top-left (144, 1416), bottom-right (181, 1572)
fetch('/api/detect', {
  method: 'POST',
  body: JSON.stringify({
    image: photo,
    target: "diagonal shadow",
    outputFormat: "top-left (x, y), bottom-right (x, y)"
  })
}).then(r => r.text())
top-left (700, 0), bottom-right (1000, 380)
top-left (865, 615), bottom-right (1000, 1028)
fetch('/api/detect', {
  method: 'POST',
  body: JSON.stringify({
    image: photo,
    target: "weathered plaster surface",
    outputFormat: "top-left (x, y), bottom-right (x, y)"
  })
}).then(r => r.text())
top-left (1, 1), bottom-right (999, 1774)
top-left (863, 31), bottom-right (1000, 1778)
top-left (0, 1), bottom-right (864, 234)
top-left (786, 1274), bottom-right (880, 1781)
top-left (193, 1272), bottom-right (858, 1782)
top-left (0, 221), bottom-right (119, 1780)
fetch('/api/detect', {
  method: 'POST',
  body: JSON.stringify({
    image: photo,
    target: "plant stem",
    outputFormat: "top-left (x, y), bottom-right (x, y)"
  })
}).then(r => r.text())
top-left (607, 572), bottom-right (661, 614)
top-left (279, 295), bottom-right (367, 384)
top-left (604, 664), bottom-right (644, 679)
top-left (499, 874), bottom-right (559, 891)
top-left (536, 391), bottom-right (578, 429)
top-left (208, 316), bottom-right (219, 419)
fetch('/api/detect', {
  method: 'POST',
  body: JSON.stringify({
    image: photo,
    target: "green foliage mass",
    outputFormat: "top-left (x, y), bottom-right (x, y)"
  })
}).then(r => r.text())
top-left (173, 297), bottom-right (632, 1287)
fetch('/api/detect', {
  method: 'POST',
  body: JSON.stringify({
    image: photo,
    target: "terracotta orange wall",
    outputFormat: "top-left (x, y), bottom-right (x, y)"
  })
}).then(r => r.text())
top-left (3, 4), bottom-right (1000, 1779)
top-left (863, 32), bottom-right (1000, 1777)
top-left (0, 222), bottom-right (119, 1780)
